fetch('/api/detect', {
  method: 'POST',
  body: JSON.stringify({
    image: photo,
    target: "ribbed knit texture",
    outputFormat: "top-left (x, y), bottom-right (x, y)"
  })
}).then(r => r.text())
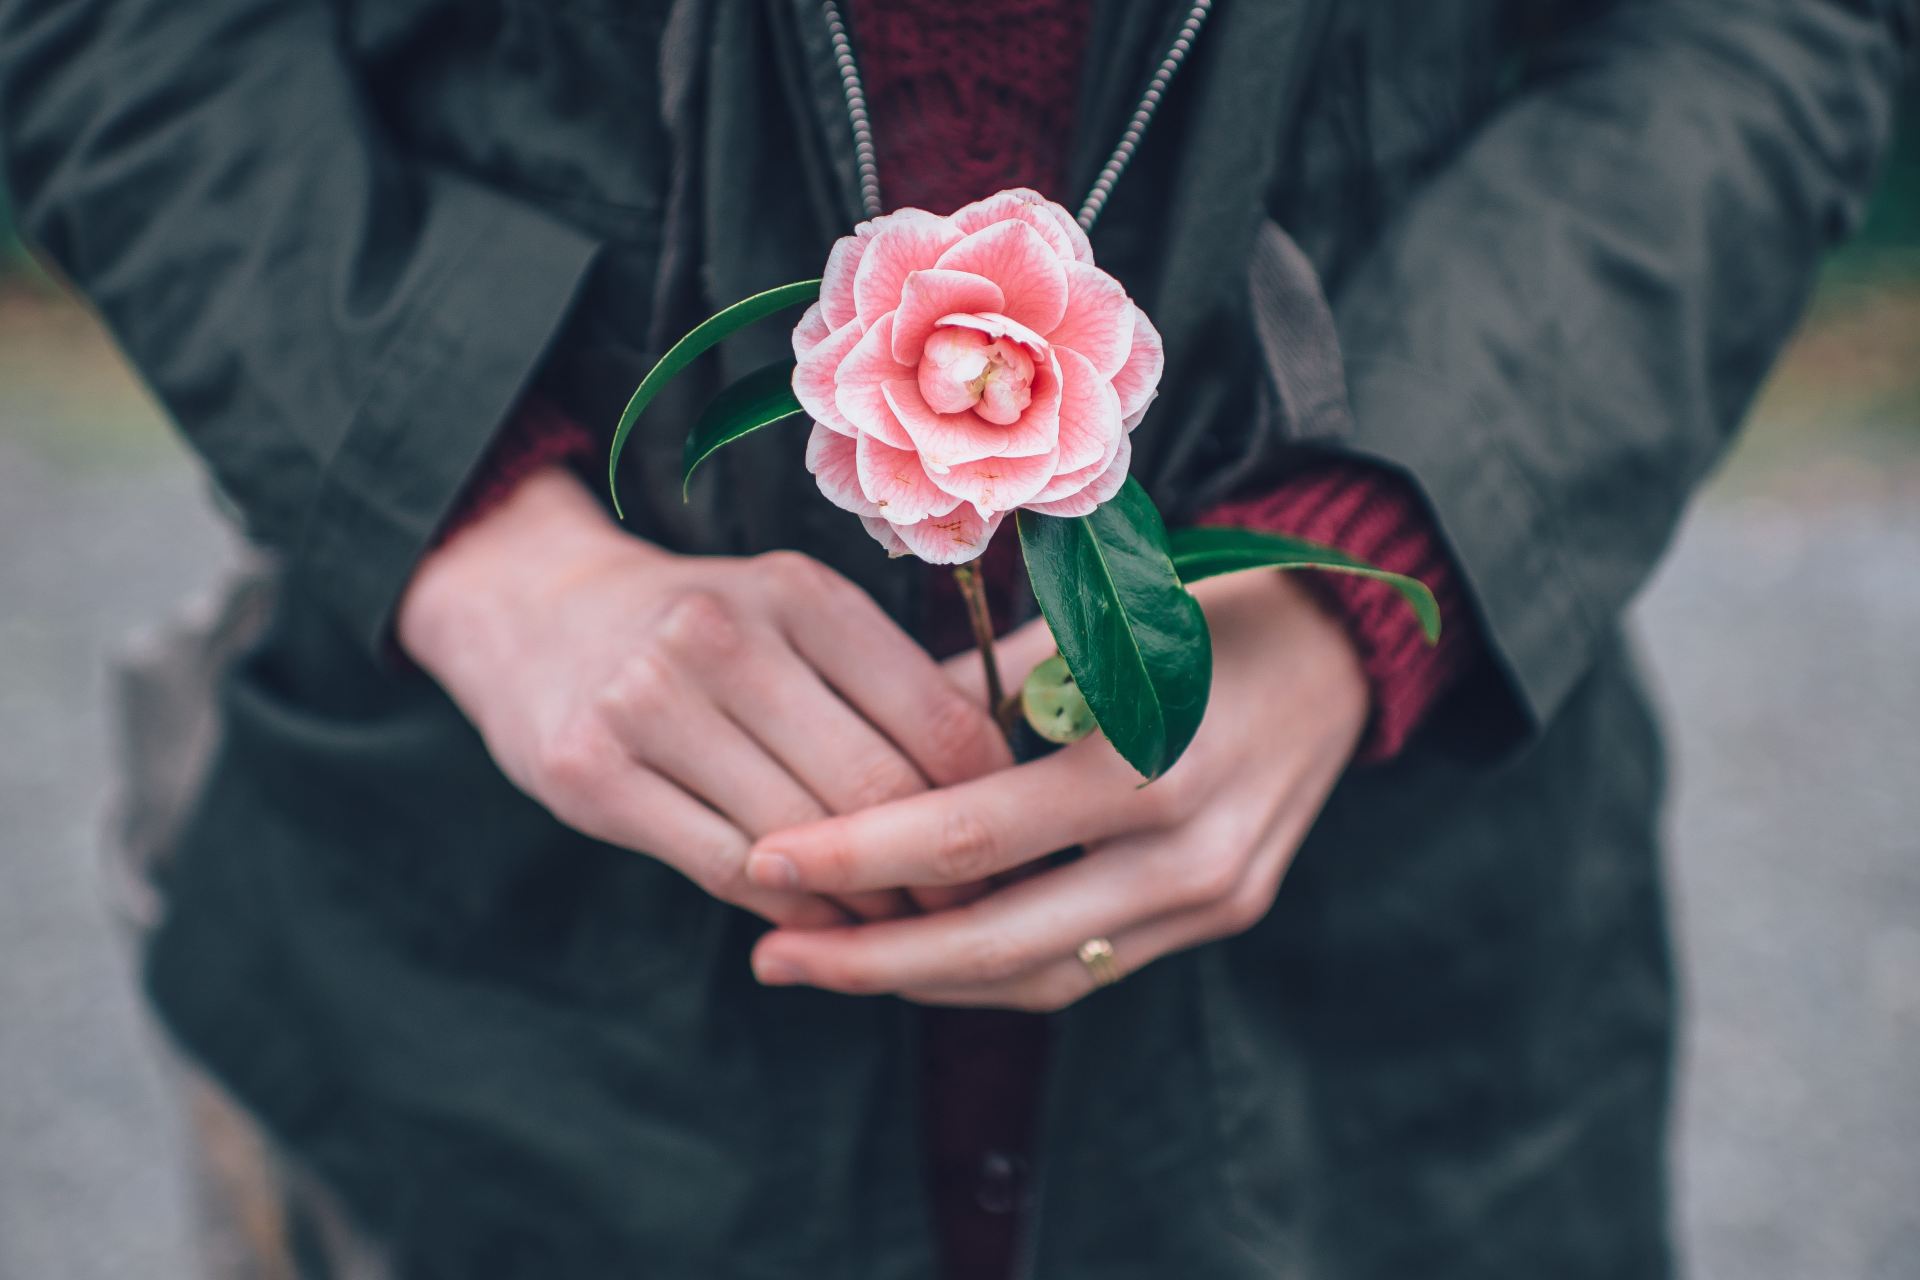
top-left (1199, 462), bottom-right (1476, 761)
top-left (434, 393), bottom-right (596, 546)
top-left (850, 0), bottom-right (1093, 214)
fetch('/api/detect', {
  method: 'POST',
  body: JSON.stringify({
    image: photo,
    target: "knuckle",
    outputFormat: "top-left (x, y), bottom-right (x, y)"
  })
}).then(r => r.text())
top-left (921, 692), bottom-right (998, 773)
top-left (931, 806), bottom-right (1001, 882)
top-left (1220, 880), bottom-right (1278, 936)
top-left (701, 862), bottom-right (751, 905)
top-left (843, 753), bottom-right (923, 811)
top-left (755, 549), bottom-right (834, 601)
top-left (797, 833), bottom-right (860, 890)
top-left (531, 722), bottom-right (607, 799)
top-left (655, 590), bottom-right (745, 660)
top-left (810, 954), bottom-right (881, 996)
top-left (768, 797), bottom-right (827, 833)
top-left (597, 651), bottom-right (675, 720)
top-left (963, 930), bottom-right (1030, 985)
top-left (681, 834), bottom-right (749, 901)
top-left (1180, 848), bottom-right (1245, 908)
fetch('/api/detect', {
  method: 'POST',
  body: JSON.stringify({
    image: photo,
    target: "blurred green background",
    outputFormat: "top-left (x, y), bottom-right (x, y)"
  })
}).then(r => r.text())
top-left (2, 85), bottom-right (1917, 1280)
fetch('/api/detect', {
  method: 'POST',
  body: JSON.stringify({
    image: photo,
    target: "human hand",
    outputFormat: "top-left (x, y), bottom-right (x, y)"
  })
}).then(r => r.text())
top-left (396, 466), bottom-right (1013, 929)
top-left (741, 568), bottom-right (1369, 1007)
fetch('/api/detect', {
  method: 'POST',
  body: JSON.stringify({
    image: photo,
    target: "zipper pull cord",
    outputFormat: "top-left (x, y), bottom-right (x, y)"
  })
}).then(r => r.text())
top-left (821, 0), bottom-right (884, 219)
top-left (819, 0), bottom-right (1216, 231)
top-left (1074, 0), bottom-right (1213, 230)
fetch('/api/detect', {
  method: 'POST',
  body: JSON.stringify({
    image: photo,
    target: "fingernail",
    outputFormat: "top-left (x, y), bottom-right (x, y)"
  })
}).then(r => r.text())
top-left (754, 954), bottom-right (803, 986)
top-left (747, 851), bottom-right (799, 889)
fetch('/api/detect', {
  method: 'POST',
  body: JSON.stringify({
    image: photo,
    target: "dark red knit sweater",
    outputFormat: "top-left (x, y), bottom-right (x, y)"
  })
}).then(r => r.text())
top-left (444, 4), bottom-right (1475, 1275)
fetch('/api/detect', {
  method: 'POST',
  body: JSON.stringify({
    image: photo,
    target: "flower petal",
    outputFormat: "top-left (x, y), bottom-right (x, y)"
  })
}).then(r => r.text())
top-left (1023, 431), bottom-right (1132, 517)
top-left (1051, 346), bottom-right (1123, 473)
top-left (1123, 390), bottom-right (1158, 433)
top-left (935, 221), bottom-right (1069, 335)
top-left (837, 382), bottom-right (916, 451)
top-left (1111, 304), bottom-right (1164, 427)
top-left (890, 506), bottom-right (1006, 565)
top-left (792, 300), bottom-right (832, 359)
top-left (927, 445), bottom-right (1059, 520)
top-left (1047, 263), bottom-right (1134, 380)
top-left (859, 515), bottom-right (913, 558)
top-left (793, 314), bottom-right (865, 436)
top-left (990, 353), bottom-right (1062, 459)
top-left (891, 269), bottom-right (1006, 364)
top-left (1028, 368), bottom-right (1124, 507)
top-left (936, 310), bottom-right (1051, 356)
top-left (852, 210), bottom-right (965, 325)
top-left (820, 231), bottom-right (871, 331)
top-left (805, 422), bottom-right (878, 516)
top-left (856, 432), bottom-right (964, 524)
top-left (1033, 203), bottom-right (1096, 265)
top-left (834, 313), bottom-right (910, 384)
top-left (949, 187), bottom-right (1094, 264)
top-left (881, 378), bottom-right (1006, 470)
top-left (832, 315), bottom-right (917, 449)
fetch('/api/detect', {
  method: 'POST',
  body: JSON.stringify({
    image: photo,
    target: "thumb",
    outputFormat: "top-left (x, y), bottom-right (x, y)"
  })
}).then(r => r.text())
top-left (922, 612), bottom-right (1061, 918)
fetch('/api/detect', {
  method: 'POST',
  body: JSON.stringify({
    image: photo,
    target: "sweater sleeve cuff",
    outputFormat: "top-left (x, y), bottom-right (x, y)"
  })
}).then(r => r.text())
top-left (434, 393), bottom-right (599, 547)
top-left (1196, 461), bottom-right (1480, 763)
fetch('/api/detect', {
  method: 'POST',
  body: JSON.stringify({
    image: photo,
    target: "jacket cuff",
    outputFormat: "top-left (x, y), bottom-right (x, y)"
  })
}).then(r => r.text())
top-left (1327, 359), bottom-right (1598, 736)
top-left (290, 186), bottom-right (601, 660)
top-left (434, 395), bottom-right (599, 548)
top-left (1197, 461), bottom-right (1479, 762)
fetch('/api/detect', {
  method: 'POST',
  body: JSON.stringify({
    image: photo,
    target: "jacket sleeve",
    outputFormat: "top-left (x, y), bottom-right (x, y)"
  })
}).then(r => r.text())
top-left (1321, 0), bottom-right (1911, 732)
top-left (0, 0), bottom-right (603, 658)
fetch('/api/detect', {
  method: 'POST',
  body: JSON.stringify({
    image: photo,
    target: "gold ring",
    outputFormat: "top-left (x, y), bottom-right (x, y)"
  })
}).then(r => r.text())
top-left (1076, 937), bottom-right (1121, 988)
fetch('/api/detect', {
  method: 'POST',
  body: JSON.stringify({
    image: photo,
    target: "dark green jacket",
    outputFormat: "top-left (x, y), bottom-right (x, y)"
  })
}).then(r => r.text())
top-left (2, 1), bottom-right (1909, 1276)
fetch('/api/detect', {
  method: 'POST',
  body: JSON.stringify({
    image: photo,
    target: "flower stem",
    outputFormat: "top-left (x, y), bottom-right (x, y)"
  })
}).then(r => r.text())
top-left (952, 564), bottom-right (1014, 733)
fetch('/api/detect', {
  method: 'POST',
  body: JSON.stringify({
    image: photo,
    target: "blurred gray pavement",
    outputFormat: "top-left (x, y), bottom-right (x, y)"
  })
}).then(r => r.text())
top-left (0, 435), bottom-right (216, 1279)
top-left (1647, 492), bottom-right (1920, 1280)
top-left (1, 293), bottom-right (1916, 1277)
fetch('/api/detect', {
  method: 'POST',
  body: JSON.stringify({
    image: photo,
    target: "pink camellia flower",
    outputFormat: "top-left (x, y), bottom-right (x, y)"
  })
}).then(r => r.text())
top-left (791, 188), bottom-right (1164, 563)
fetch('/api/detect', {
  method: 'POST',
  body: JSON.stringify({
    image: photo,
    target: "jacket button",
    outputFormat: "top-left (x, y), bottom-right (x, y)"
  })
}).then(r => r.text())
top-left (974, 1150), bottom-right (1032, 1215)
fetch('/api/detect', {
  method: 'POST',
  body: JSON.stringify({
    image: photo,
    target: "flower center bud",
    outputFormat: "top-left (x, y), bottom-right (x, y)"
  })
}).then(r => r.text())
top-left (918, 326), bottom-right (1035, 424)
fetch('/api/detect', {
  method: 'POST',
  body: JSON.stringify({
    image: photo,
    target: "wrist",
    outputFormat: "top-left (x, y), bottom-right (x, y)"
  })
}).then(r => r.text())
top-left (1192, 568), bottom-right (1370, 754)
top-left (397, 465), bottom-right (645, 681)
top-left (1275, 574), bottom-right (1371, 753)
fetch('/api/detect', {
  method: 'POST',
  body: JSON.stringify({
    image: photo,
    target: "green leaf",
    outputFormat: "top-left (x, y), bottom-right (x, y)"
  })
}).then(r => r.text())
top-left (1017, 478), bottom-right (1212, 780)
top-left (680, 362), bottom-right (807, 498)
top-left (1168, 525), bottom-right (1442, 643)
top-left (608, 278), bottom-right (820, 517)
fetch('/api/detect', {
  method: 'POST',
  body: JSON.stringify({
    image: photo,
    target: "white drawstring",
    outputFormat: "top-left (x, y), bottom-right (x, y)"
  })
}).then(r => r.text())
top-left (818, 0), bottom-right (1215, 232)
